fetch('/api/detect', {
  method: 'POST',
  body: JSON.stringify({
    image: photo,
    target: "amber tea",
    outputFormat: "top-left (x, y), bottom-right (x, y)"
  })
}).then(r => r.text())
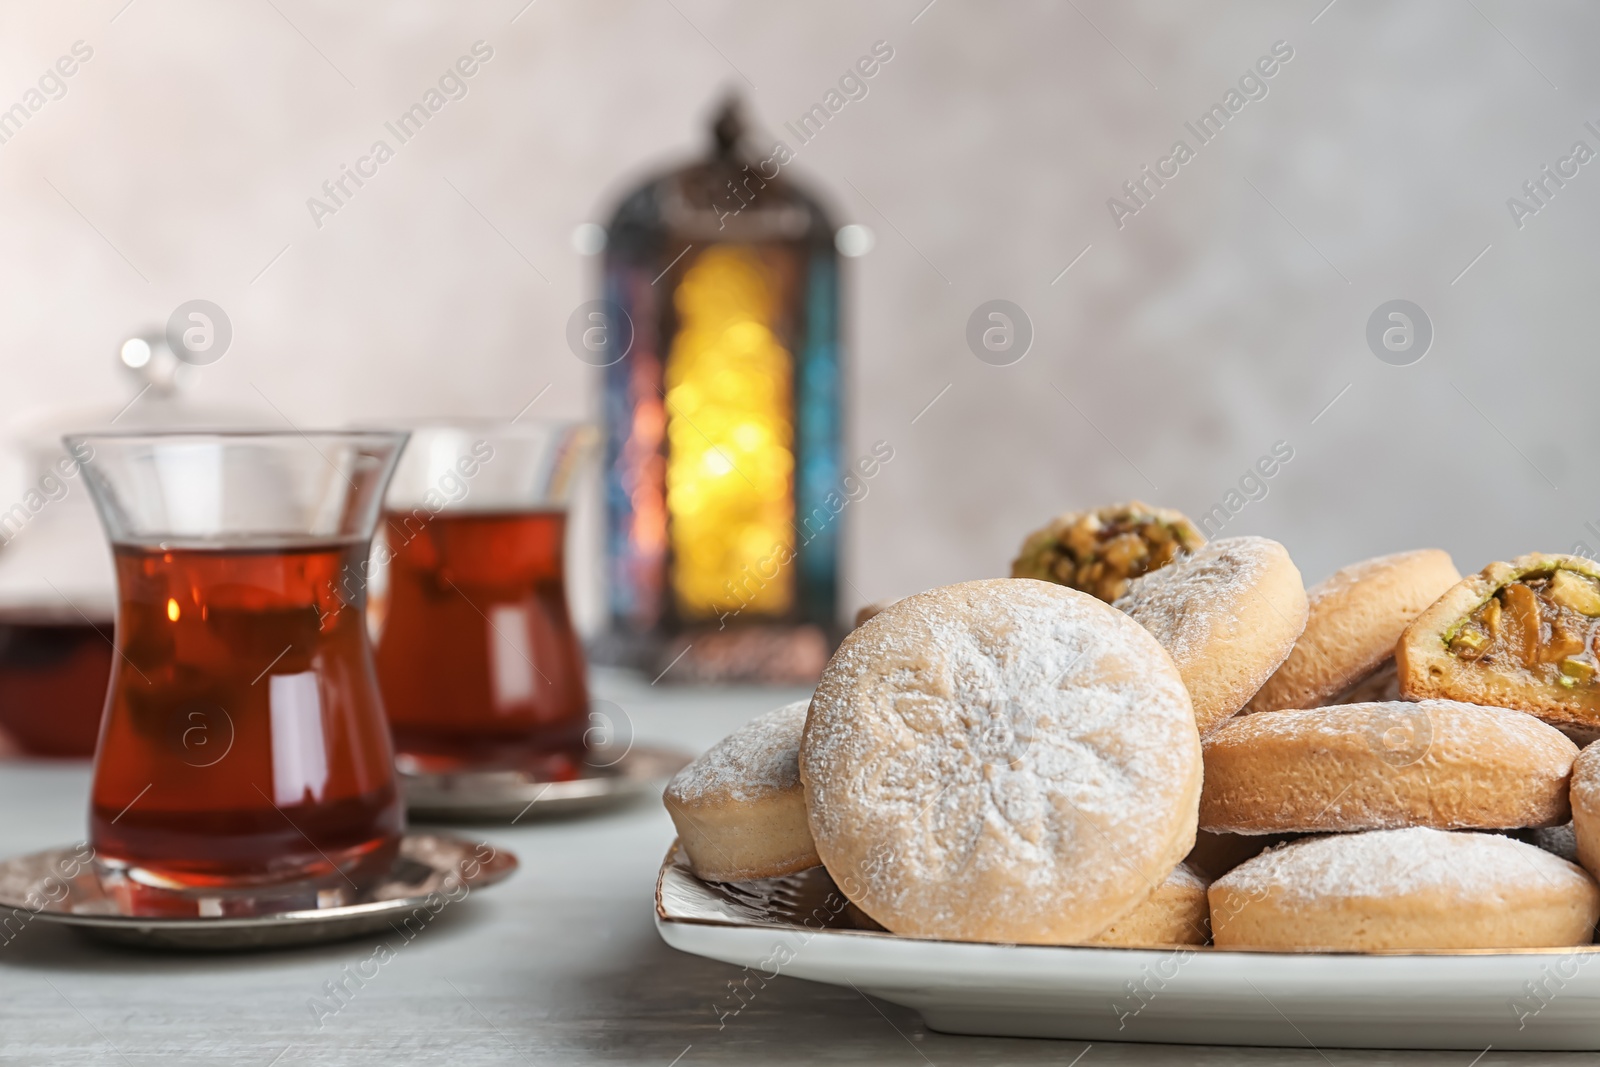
top-left (71, 429), bottom-right (409, 902)
top-left (376, 509), bottom-right (588, 776)
top-left (89, 541), bottom-right (403, 889)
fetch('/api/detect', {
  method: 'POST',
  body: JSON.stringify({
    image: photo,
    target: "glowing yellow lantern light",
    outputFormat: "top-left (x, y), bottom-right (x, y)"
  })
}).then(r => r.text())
top-left (663, 245), bottom-right (795, 619)
top-left (597, 96), bottom-right (844, 683)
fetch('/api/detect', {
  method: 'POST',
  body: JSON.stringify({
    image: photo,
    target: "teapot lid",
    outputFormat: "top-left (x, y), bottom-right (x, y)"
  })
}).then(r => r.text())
top-left (0, 327), bottom-right (273, 618)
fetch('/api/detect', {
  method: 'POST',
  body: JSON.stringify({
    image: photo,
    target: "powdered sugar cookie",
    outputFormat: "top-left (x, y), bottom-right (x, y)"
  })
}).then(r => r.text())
top-left (801, 578), bottom-right (1202, 945)
top-left (1210, 828), bottom-right (1600, 950)
top-left (1247, 549), bottom-right (1460, 714)
top-left (1201, 700), bottom-right (1576, 834)
top-left (1567, 742), bottom-right (1600, 877)
top-left (1114, 536), bottom-right (1308, 734)
top-left (664, 700), bottom-right (819, 882)
top-left (1088, 862), bottom-right (1210, 946)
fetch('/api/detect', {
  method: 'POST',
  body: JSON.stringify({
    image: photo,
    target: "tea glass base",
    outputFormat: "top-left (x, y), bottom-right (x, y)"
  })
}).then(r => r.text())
top-left (399, 742), bottom-right (691, 823)
top-left (92, 835), bottom-right (402, 918)
top-left (0, 833), bottom-right (518, 949)
top-left (393, 747), bottom-right (585, 781)
top-left (391, 730), bottom-right (589, 779)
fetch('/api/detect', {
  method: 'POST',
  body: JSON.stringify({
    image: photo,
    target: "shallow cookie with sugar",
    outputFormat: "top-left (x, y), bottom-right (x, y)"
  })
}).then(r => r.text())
top-left (664, 700), bottom-right (819, 882)
top-left (1115, 536), bottom-right (1308, 734)
top-left (1565, 741), bottom-right (1600, 878)
top-left (1210, 828), bottom-right (1600, 951)
top-left (1247, 549), bottom-right (1460, 714)
top-left (800, 578), bottom-right (1203, 945)
top-left (1088, 862), bottom-right (1210, 947)
top-left (1201, 700), bottom-right (1577, 834)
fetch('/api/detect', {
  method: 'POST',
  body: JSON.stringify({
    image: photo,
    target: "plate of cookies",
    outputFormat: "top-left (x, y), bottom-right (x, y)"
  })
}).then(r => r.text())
top-left (656, 503), bottom-right (1600, 1050)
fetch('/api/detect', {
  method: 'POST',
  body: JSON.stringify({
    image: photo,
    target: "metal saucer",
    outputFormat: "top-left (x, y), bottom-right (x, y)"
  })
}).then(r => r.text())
top-left (400, 743), bottom-right (691, 823)
top-left (0, 833), bottom-right (517, 951)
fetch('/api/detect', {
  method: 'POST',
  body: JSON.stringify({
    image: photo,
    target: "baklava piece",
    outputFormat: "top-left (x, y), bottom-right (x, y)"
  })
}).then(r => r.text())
top-left (1398, 553), bottom-right (1600, 728)
top-left (1011, 501), bottom-right (1205, 603)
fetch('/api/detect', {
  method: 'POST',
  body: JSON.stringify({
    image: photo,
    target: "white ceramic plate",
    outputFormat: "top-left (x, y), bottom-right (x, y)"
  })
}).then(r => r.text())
top-left (655, 847), bottom-right (1600, 1051)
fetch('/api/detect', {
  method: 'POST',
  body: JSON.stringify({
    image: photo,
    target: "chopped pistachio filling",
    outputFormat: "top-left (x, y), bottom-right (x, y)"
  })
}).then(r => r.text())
top-left (1039, 513), bottom-right (1198, 602)
top-left (1448, 569), bottom-right (1600, 687)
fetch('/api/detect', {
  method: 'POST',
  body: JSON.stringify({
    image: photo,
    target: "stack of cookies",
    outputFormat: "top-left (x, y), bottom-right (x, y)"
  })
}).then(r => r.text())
top-left (663, 505), bottom-right (1600, 952)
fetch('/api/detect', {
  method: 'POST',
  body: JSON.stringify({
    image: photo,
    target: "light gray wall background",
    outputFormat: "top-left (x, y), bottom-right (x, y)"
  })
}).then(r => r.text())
top-left (0, 0), bottom-right (1594, 631)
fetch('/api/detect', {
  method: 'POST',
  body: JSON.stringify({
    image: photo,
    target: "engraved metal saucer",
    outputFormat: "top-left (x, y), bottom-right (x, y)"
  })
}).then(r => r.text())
top-left (0, 832), bottom-right (516, 951)
top-left (400, 743), bottom-right (691, 823)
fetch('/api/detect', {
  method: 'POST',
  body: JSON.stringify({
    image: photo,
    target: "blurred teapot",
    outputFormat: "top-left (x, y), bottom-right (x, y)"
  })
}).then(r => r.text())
top-left (0, 329), bottom-right (266, 757)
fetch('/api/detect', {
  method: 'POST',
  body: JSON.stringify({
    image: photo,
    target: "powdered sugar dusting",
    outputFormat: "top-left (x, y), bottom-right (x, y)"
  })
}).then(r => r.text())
top-left (1213, 697), bottom-right (1568, 750)
top-left (667, 700), bottom-right (809, 806)
top-left (1168, 861), bottom-right (1209, 890)
top-left (801, 577), bottom-right (1202, 942)
top-left (1114, 536), bottom-right (1288, 662)
top-left (1571, 745), bottom-right (1600, 809)
top-left (1310, 548), bottom-right (1442, 605)
top-left (1216, 827), bottom-right (1591, 906)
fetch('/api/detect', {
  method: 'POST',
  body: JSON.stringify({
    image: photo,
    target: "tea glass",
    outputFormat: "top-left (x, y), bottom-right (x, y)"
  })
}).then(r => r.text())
top-left (373, 421), bottom-right (596, 777)
top-left (70, 431), bottom-right (407, 908)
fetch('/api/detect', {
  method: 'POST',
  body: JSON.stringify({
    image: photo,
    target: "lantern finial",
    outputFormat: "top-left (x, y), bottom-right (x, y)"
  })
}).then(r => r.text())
top-left (710, 94), bottom-right (746, 158)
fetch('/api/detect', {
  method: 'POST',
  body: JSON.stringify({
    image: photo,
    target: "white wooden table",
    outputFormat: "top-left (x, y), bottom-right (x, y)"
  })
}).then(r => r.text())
top-left (0, 670), bottom-right (1574, 1065)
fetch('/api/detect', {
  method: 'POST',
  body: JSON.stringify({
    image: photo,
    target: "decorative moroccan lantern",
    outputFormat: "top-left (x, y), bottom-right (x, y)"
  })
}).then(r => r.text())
top-left (595, 97), bottom-right (842, 682)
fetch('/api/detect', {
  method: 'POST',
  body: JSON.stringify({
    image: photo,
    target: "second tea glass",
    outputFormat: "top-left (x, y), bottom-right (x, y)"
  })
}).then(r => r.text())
top-left (373, 421), bottom-right (596, 777)
top-left (70, 431), bottom-right (408, 902)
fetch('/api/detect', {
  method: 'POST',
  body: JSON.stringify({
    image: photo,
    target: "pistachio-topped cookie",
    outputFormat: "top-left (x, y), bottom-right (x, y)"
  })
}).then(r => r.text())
top-left (1398, 553), bottom-right (1600, 729)
top-left (1011, 501), bottom-right (1205, 603)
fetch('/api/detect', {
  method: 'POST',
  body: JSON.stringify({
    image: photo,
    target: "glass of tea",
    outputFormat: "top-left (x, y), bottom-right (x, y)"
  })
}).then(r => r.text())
top-left (0, 605), bottom-right (115, 758)
top-left (69, 430), bottom-right (408, 904)
top-left (373, 421), bottom-right (596, 778)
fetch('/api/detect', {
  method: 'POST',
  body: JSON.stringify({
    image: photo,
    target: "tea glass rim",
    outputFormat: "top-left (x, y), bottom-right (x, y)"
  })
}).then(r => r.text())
top-left (377, 418), bottom-right (596, 513)
top-left (65, 428), bottom-right (410, 548)
top-left (348, 417), bottom-right (594, 438)
top-left (64, 428), bottom-right (409, 448)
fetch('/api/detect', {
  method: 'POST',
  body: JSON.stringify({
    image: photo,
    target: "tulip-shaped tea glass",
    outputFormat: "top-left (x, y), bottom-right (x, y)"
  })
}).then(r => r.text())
top-left (70, 431), bottom-right (408, 904)
top-left (373, 421), bottom-right (596, 777)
